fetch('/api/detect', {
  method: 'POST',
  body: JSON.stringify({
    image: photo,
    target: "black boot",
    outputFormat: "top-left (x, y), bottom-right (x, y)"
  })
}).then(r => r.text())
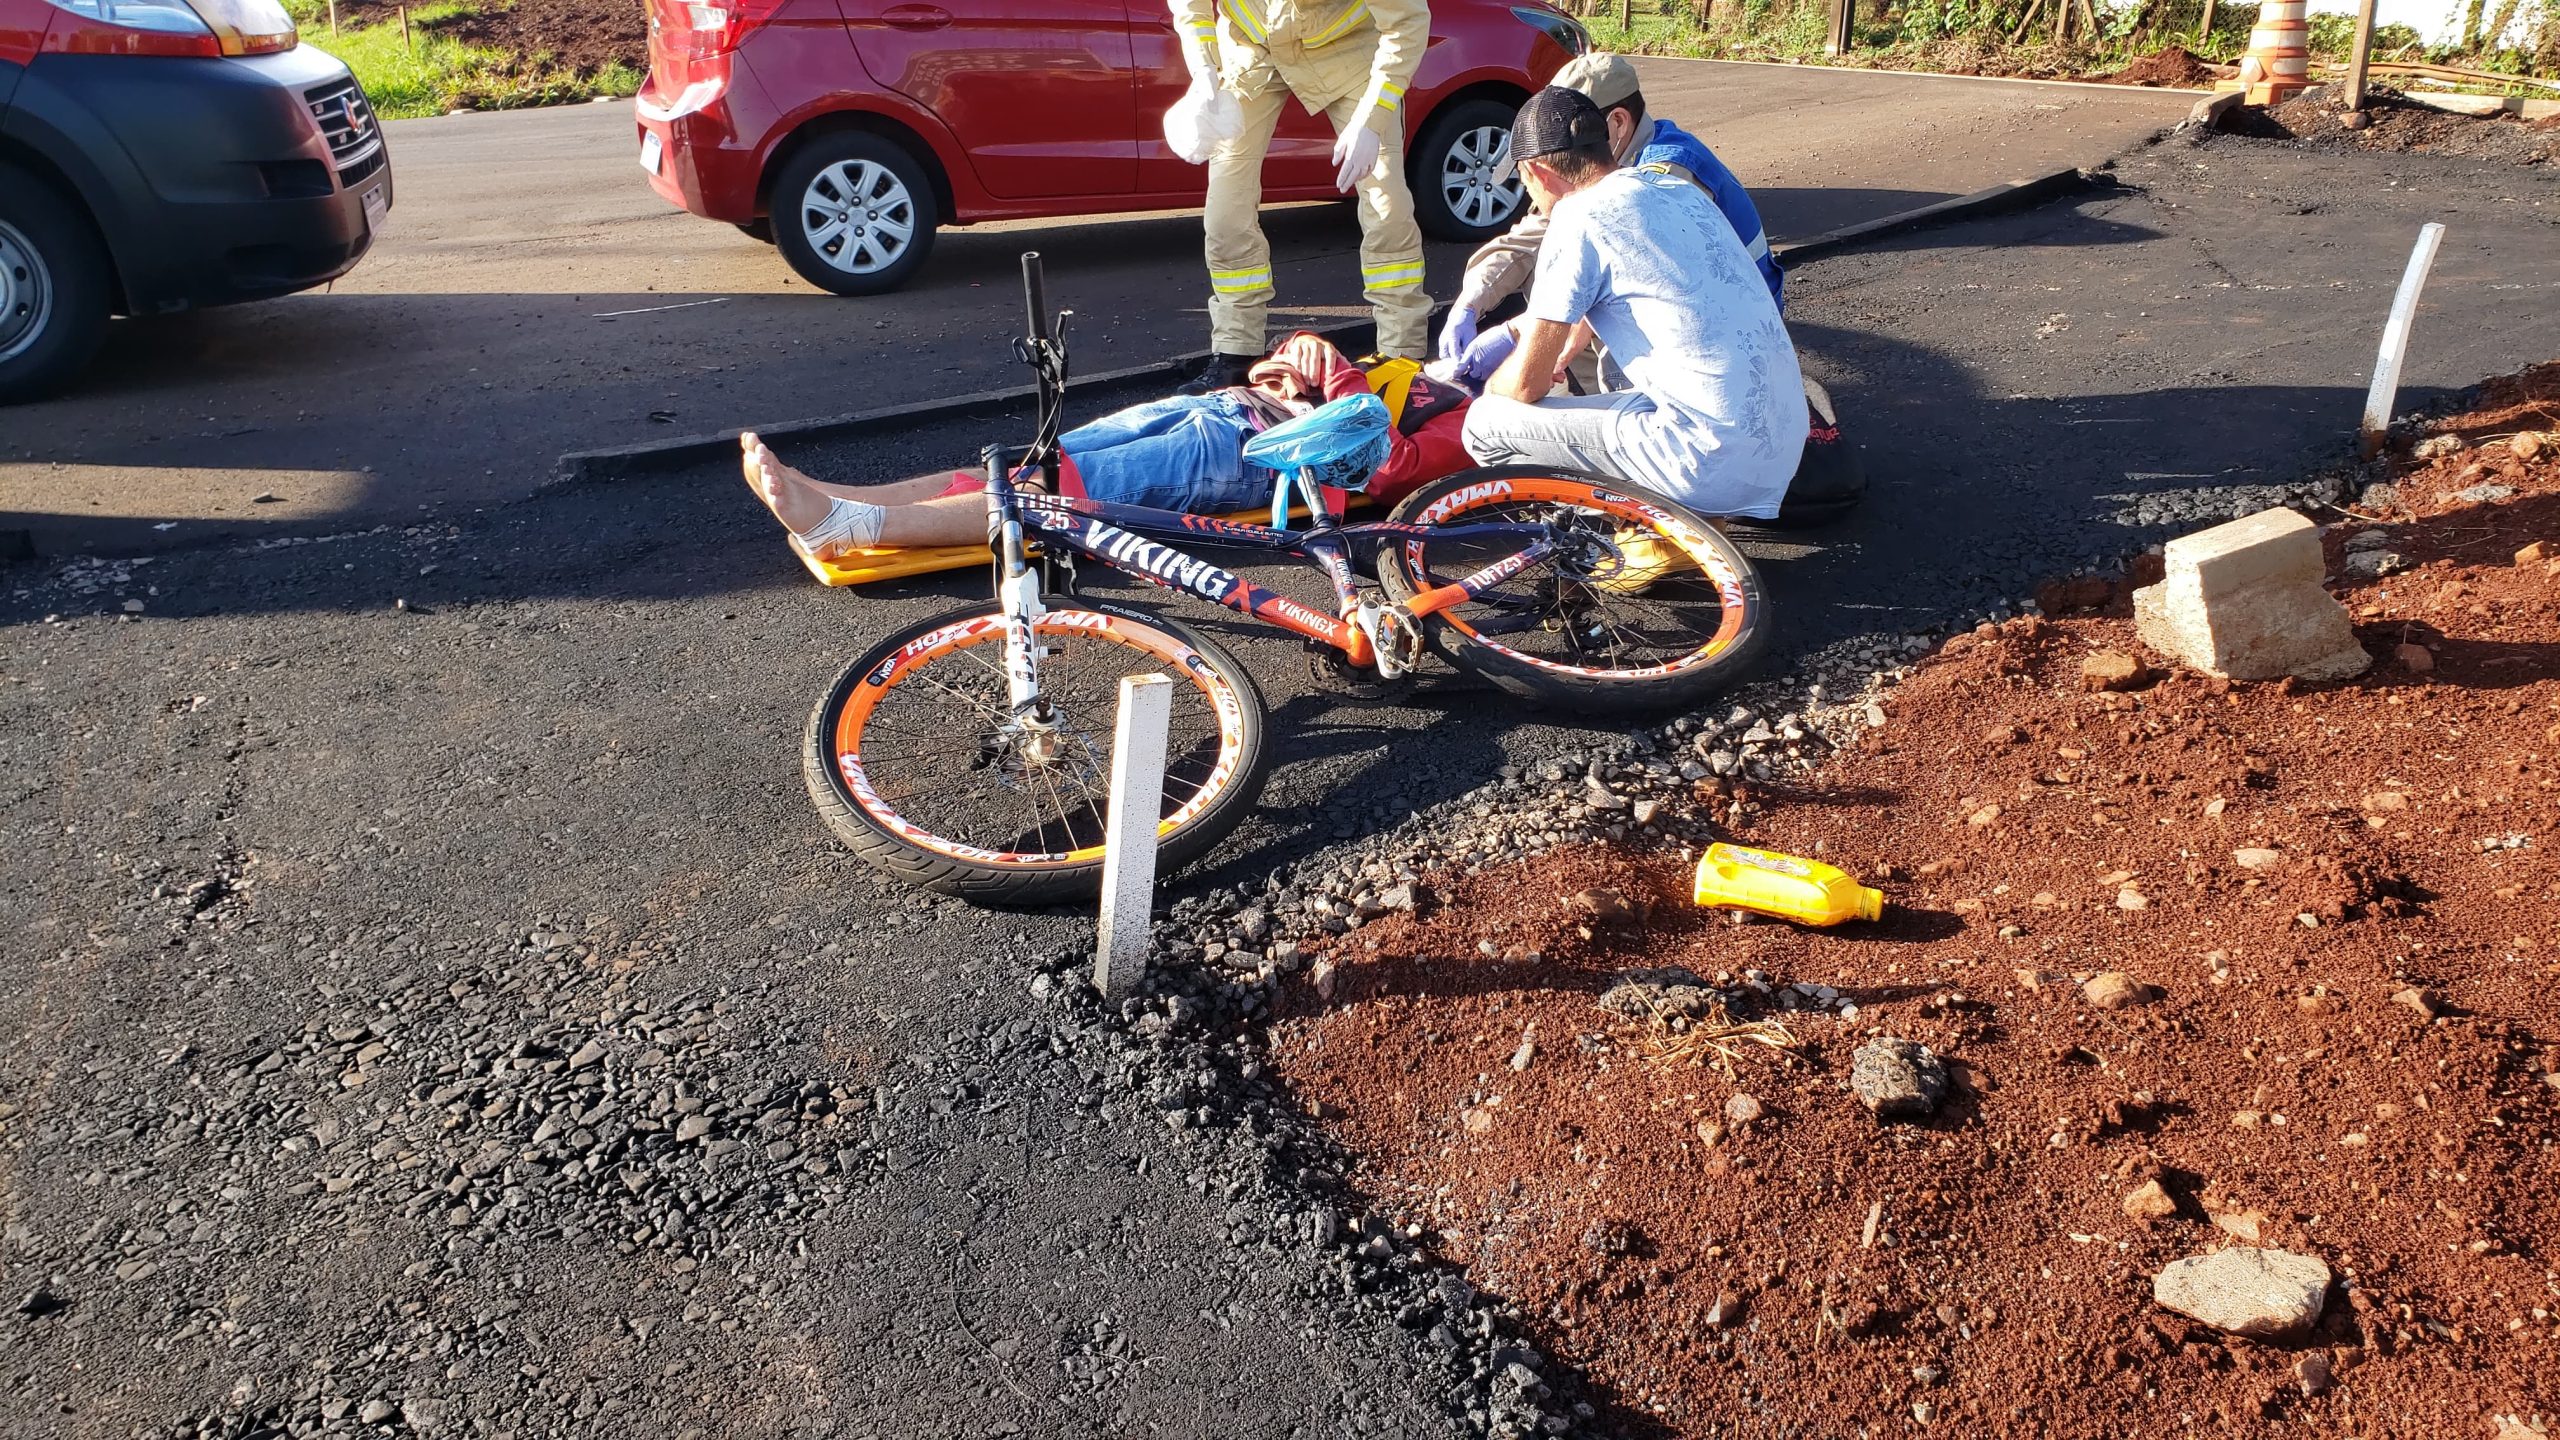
top-left (1175, 351), bottom-right (1259, 395)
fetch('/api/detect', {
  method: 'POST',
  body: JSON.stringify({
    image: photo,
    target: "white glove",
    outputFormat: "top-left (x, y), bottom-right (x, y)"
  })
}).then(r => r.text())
top-left (1164, 79), bottom-right (1241, 166)
top-left (1331, 118), bottom-right (1381, 193)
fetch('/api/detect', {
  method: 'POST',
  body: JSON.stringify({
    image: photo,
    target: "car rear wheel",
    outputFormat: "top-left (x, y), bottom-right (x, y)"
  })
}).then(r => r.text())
top-left (771, 132), bottom-right (938, 297)
top-left (1409, 97), bottom-right (1527, 244)
top-left (0, 164), bottom-right (109, 406)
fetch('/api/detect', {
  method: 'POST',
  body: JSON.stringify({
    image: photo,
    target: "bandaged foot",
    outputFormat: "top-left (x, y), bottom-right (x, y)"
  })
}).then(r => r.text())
top-left (741, 431), bottom-right (886, 557)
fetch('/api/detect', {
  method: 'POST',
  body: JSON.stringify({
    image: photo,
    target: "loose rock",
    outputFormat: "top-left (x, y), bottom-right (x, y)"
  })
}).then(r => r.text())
top-left (1850, 1038), bottom-right (1947, 1122)
top-left (2151, 1247), bottom-right (2331, 1340)
top-left (2081, 972), bottom-right (2150, 1010)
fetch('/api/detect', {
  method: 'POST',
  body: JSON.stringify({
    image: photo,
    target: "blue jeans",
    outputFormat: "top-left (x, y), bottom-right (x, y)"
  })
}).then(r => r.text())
top-left (1062, 392), bottom-right (1275, 513)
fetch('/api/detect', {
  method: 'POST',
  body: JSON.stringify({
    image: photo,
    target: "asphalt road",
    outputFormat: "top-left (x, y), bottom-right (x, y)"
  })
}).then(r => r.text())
top-left (5, 131), bottom-right (2555, 1437)
top-left (0, 61), bottom-right (2198, 558)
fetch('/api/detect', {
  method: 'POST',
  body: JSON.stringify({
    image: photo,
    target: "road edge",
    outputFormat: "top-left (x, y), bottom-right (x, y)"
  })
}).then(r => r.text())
top-left (1772, 167), bottom-right (2102, 264)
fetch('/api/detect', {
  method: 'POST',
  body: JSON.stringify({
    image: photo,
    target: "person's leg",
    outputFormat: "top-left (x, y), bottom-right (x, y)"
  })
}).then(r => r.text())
top-left (1062, 393), bottom-right (1269, 513)
top-left (1459, 393), bottom-right (1641, 479)
top-left (1325, 90), bottom-right (1431, 360)
top-left (741, 432), bottom-right (986, 552)
top-left (1204, 85), bottom-right (1291, 357)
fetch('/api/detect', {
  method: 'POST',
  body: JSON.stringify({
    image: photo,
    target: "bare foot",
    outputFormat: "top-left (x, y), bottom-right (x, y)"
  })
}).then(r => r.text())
top-left (739, 431), bottom-right (833, 536)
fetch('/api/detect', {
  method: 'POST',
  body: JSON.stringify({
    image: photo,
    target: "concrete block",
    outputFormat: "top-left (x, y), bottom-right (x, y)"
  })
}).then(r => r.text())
top-left (2133, 508), bottom-right (2371, 682)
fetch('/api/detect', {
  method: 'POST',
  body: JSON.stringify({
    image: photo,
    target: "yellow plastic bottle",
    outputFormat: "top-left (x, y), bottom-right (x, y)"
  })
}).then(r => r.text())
top-left (1693, 843), bottom-right (1884, 925)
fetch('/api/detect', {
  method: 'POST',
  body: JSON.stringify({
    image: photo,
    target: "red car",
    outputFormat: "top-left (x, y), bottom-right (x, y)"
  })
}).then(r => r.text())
top-left (635, 0), bottom-right (1586, 295)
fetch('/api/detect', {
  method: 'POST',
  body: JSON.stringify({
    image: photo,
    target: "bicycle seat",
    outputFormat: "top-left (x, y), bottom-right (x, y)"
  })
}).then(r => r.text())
top-left (1242, 393), bottom-right (1392, 486)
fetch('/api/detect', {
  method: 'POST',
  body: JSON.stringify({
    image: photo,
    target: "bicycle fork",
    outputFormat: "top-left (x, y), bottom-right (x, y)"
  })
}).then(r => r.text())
top-left (987, 450), bottom-right (1059, 750)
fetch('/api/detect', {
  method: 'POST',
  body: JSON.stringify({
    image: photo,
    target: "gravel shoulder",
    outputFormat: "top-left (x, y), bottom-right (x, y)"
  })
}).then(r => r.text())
top-left (4, 130), bottom-right (2558, 1438)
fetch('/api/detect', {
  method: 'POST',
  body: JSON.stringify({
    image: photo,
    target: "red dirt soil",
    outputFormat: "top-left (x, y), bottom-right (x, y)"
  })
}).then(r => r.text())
top-left (2099, 43), bottom-right (2223, 88)
top-left (446, 0), bottom-right (645, 76)
top-left (1269, 370), bottom-right (2560, 1437)
top-left (2259, 85), bottom-right (2560, 165)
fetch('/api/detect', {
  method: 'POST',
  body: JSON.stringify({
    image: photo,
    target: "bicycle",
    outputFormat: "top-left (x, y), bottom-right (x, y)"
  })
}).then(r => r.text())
top-left (802, 253), bottom-right (1772, 904)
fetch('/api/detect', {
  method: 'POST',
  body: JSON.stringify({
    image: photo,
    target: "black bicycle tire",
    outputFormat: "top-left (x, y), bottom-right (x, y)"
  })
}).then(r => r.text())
top-left (801, 600), bottom-right (1270, 906)
top-left (1375, 465), bottom-right (1773, 715)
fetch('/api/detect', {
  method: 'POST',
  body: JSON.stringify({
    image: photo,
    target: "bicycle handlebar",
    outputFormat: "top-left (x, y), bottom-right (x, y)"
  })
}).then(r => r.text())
top-left (1021, 252), bottom-right (1049, 348)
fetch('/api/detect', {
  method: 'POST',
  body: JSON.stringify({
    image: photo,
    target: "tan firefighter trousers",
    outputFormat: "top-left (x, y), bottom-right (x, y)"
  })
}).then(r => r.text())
top-left (1203, 85), bottom-right (1431, 359)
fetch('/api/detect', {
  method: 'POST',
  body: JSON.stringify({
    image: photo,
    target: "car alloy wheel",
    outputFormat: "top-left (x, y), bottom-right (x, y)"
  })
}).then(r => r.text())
top-left (0, 219), bottom-right (54, 366)
top-left (799, 159), bottom-right (919, 277)
top-left (1438, 125), bottom-right (1522, 234)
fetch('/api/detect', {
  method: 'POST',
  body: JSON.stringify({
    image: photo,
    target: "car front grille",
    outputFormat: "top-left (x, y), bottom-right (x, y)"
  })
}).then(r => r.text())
top-left (305, 79), bottom-right (385, 185)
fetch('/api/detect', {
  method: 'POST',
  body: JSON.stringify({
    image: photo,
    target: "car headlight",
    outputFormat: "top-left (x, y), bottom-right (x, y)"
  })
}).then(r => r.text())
top-left (1509, 6), bottom-right (1592, 56)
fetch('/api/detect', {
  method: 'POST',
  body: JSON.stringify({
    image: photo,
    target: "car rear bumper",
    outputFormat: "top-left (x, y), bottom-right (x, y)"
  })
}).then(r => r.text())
top-left (636, 54), bottom-right (768, 224)
top-left (1, 48), bottom-right (390, 313)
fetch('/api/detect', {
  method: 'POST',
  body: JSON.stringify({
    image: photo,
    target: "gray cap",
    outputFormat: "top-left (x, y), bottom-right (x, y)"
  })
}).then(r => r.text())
top-left (1552, 52), bottom-right (1642, 112)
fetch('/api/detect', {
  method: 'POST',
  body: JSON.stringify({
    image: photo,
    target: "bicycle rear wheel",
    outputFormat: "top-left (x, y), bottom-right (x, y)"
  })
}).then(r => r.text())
top-left (1377, 466), bottom-right (1771, 715)
top-left (803, 601), bottom-right (1269, 905)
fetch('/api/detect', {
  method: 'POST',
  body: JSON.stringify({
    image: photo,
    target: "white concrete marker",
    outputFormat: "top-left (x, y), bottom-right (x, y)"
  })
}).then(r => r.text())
top-left (2359, 222), bottom-right (2446, 457)
top-left (1093, 673), bottom-right (1173, 1000)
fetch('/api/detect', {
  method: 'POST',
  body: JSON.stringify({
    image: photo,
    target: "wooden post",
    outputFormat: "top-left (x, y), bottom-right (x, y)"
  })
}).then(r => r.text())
top-left (2342, 0), bottom-right (2380, 111)
top-left (2359, 223), bottom-right (2446, 458)
top-left (1827, 0), bottom-right (1854, 53)
top-left (327, 0), bottom-right (337, 33)
top-left (1092, 674), bottom-right (1174, 1001)
top-left (1620, 0), bottom-right (1632, 30)
top-left (2198, 0), bottom-right (2217, 45)
top-left (400, 3), bottom-right (412, 51)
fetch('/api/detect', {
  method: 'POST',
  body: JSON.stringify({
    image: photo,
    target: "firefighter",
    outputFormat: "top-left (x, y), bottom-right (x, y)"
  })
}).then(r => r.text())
top-left (1166, 0), bottom-right (1434, 390)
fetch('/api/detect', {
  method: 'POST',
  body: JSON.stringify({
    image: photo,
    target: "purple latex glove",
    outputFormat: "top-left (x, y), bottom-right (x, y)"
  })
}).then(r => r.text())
top-left (1435, 305), bottom-right (1480, 362)
top-left (1456, 322), bottom-right (1519, 391)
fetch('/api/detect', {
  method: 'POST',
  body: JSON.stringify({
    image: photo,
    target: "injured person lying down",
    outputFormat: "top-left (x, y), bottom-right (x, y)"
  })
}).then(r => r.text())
top-left (744, 332), bottom-right (1473, 559)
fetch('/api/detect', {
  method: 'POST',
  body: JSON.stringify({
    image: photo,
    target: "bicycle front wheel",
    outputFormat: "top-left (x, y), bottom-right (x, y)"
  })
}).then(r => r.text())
top-left (803, 602), bottom-right (1269, 905)
top-left (1377, 466), bottom-right (1771, 715)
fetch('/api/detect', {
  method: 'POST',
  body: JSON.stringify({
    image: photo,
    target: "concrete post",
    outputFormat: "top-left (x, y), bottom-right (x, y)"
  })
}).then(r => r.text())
top-left (1093, 673), bottom-right (1173, 1000)
top-left (2132, 509), bottom-right (2371, 682)
top-left (2360, 223), bottom-right (2446, 458)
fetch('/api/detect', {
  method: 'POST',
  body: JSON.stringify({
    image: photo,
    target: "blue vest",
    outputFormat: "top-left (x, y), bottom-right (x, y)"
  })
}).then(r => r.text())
top-left (1637, 119), bottom-right (1783, 308)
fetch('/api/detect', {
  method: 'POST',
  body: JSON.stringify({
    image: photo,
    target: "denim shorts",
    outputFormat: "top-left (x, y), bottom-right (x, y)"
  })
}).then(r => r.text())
top-left (1060, 392), bottom-right (1277, 514)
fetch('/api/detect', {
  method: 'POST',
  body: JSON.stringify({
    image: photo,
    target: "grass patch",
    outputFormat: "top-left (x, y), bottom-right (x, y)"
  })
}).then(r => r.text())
top-left (285, 0), bottom-right (640, 119)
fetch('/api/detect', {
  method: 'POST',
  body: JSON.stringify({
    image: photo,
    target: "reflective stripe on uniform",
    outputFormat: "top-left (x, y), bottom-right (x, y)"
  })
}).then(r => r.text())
top-left (1745, 231), bottom-right (1771, 260)
top-left (1219, 0), bottom-right (1270, 43)
top-left (1210, 267), bottom-right (1273, 293)
top-left (1303, 0), bottom-right (1372, 45)
top-left (1361, 261), bottom-right (1425, 290)
top-left (1375, 79), bottom-right (1405, 109)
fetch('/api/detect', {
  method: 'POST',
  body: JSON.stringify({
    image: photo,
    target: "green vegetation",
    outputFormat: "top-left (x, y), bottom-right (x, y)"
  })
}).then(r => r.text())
top-left (282, 0), bottom-right (641, 120)
top-left (1576, 0), bottom-right (2560, 85)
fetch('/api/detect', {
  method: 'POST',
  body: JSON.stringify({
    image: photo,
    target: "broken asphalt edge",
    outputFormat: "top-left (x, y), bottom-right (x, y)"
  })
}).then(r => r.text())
top-left (550, 170), bottom-right (2116, 487)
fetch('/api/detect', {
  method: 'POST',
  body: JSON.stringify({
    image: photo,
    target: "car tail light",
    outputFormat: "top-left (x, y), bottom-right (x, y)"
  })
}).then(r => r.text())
top-left (653, 0), bottom-right (783, 61)
top-left (41, 0), bottom-right (296, 57)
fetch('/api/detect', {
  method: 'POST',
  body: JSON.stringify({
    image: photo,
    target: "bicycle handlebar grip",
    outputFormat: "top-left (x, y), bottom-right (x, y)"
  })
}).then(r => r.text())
top-left (1020, 252), bottom-right (1048, 345)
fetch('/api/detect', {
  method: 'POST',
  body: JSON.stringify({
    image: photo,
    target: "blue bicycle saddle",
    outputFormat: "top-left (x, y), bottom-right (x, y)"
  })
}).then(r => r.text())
top-left (1242, 393), bottom-right (1392, 490)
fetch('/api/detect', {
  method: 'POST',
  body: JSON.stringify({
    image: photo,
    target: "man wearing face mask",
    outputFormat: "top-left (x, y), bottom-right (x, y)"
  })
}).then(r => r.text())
top-left (1164, 0), bottom-right (1434, 392)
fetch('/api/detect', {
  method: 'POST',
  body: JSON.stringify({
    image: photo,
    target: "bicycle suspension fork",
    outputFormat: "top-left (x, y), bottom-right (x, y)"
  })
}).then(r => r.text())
top-left (985, 447), bottom-right (1054, 730)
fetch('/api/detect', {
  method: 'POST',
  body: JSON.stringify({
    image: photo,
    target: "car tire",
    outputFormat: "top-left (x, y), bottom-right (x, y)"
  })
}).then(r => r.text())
top-left (0, 163), bottom-right (110, 406)
top-left (735, 218), bottom-right (775, 244)
top-left (1408, 97), bottom-right (1527, 244)
top-left (770, 132), bottom-right (938, 297)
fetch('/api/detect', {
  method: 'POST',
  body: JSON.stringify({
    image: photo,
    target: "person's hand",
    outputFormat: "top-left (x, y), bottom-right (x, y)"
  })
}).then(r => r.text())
top-left (1436, 305), bottom-right (1479, 362)
top-left (1331, 122), bottom-right (1381, 192)
top-left (1456, 322), bottom-right (1518, 390)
